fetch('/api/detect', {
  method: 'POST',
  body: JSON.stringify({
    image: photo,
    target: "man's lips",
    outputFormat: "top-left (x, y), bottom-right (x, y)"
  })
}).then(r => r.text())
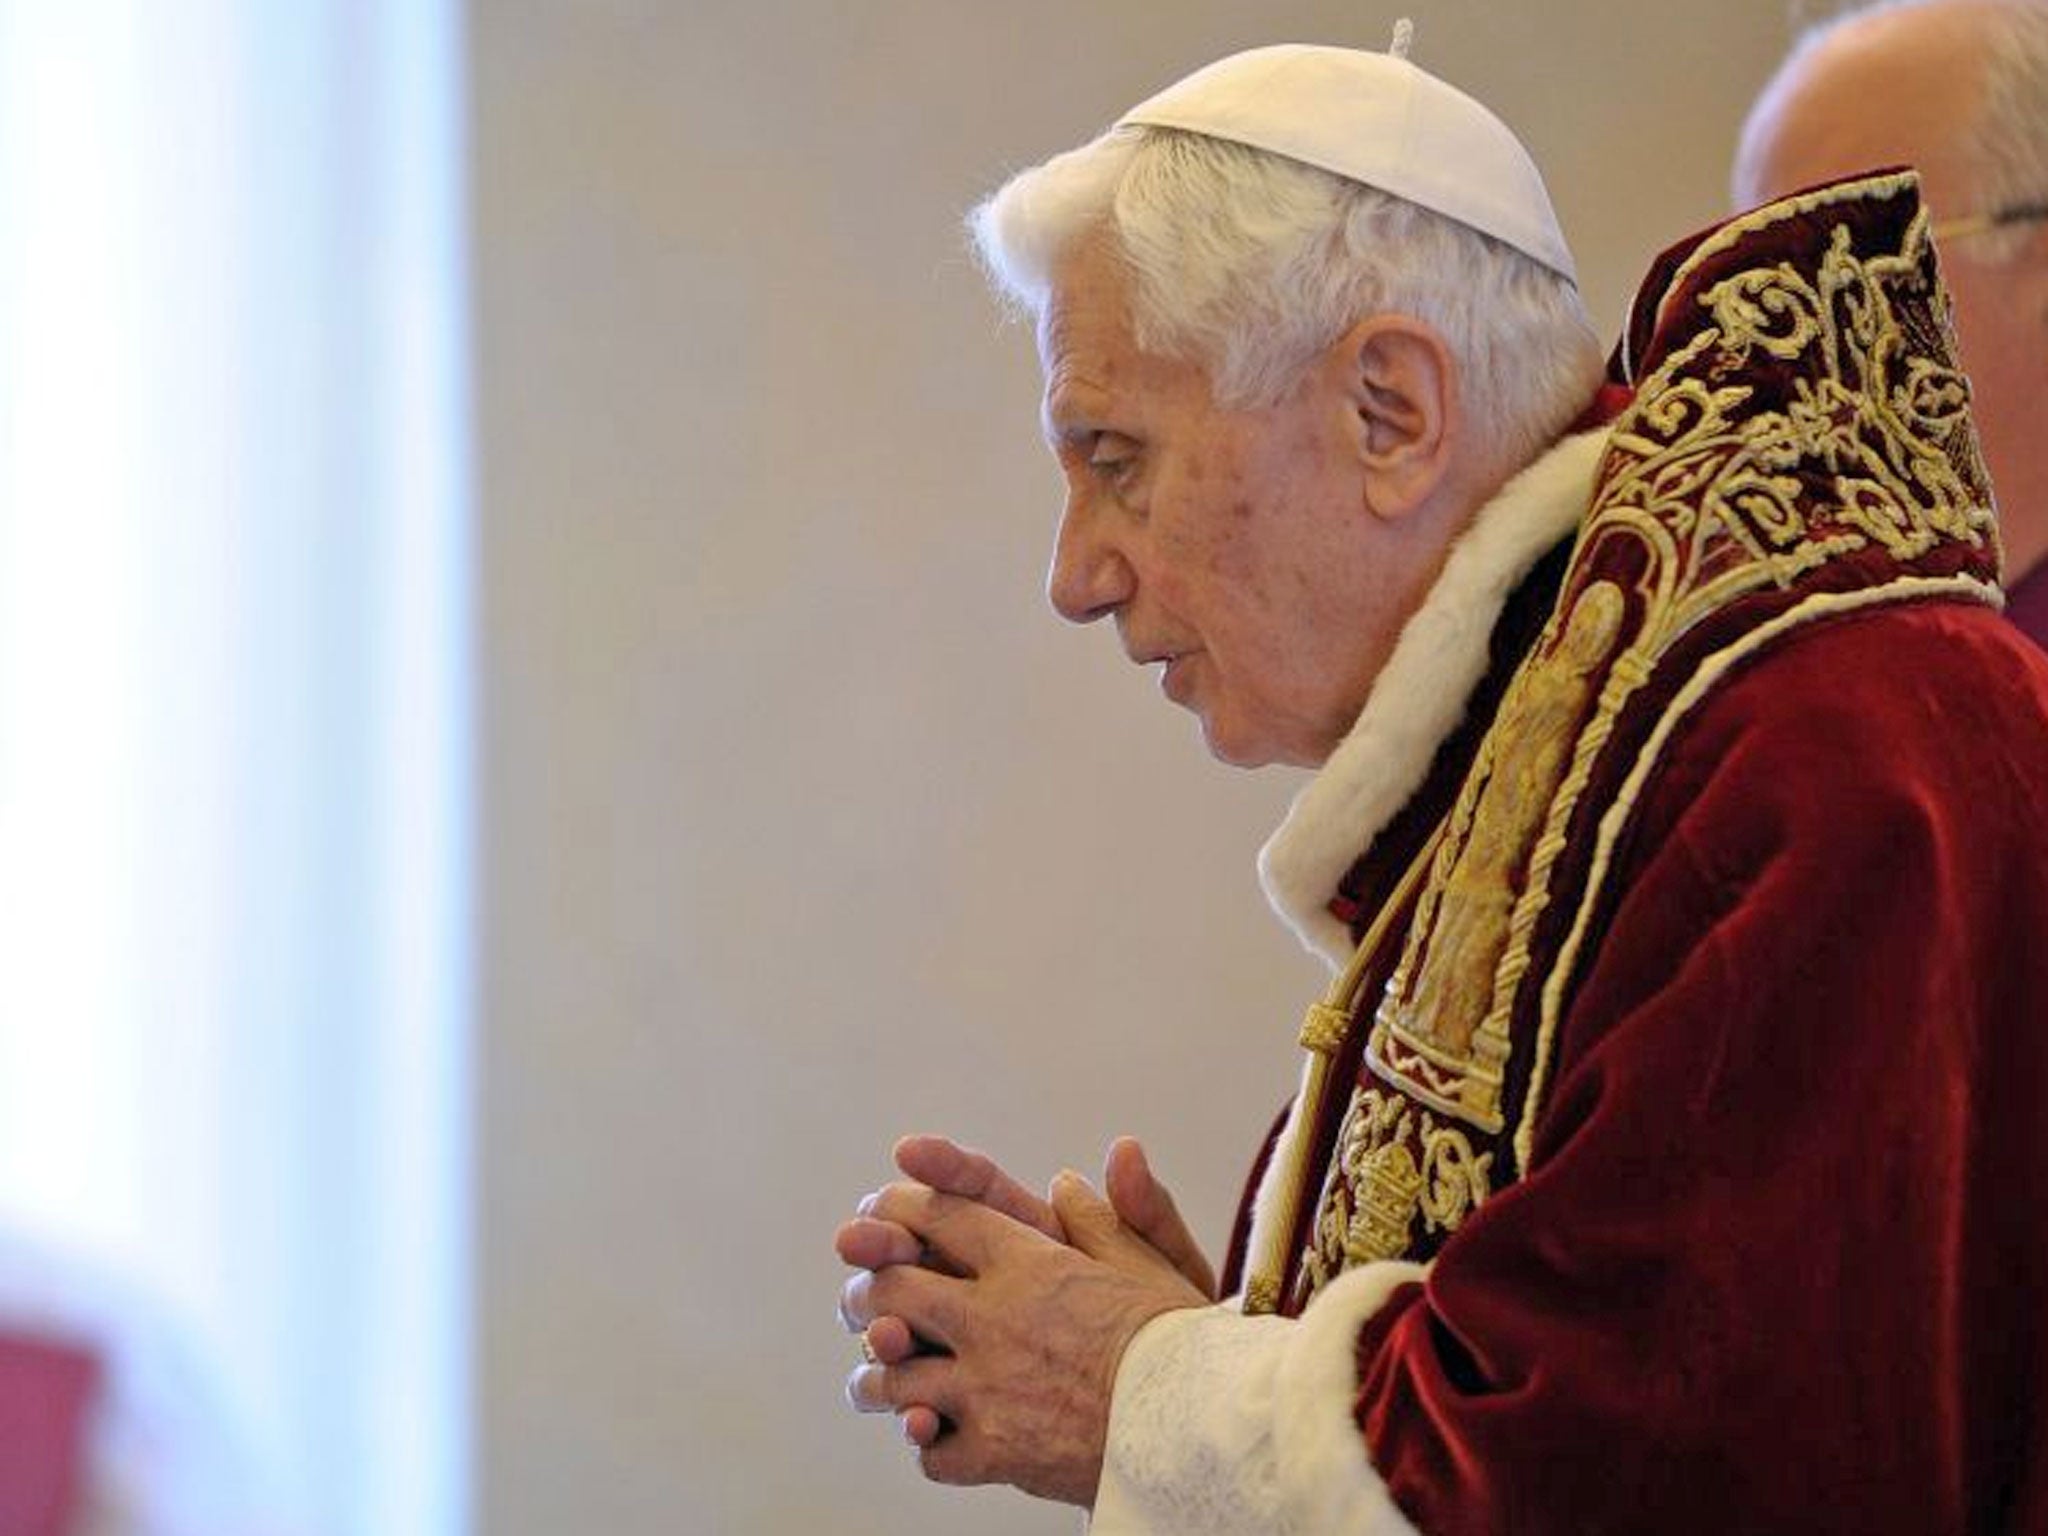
top-left (1125, 636), bottom-right (1198, 703)
top-left (1139, 650), bottom-right (1194, 703)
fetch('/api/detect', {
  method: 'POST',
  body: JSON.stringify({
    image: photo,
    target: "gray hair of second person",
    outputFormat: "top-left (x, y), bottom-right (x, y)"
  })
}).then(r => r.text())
top-left (1797, 0), bottom-right (2048, 264)
top-left (1946, 0), bottom-right (2048, 263)
top-left (969, 124), bottom-right (1606, 479)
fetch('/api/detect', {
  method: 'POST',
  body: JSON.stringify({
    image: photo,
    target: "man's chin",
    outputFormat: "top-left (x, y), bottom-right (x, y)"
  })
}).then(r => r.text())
top-left (1196, 715), bottom-right (1275, 771)
top-left (1195, 710), bottom-right (1330, 772)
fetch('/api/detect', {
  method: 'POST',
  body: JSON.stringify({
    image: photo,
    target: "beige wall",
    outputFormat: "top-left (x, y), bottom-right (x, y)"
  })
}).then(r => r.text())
top-left (472, 3), bottom-right (1793, 1530)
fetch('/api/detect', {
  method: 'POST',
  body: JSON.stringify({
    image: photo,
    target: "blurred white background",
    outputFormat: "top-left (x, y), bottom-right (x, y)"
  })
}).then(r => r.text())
top-left (0, 2), bottom-right (468, 1531)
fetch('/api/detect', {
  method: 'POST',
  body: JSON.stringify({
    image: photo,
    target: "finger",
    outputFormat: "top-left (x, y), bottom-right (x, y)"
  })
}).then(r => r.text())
top-left (865, 1181), bottom-right (1051, 1277)
top-left (834, 1214), bottom-right (925, 1272)
top-left (839, 1269), bottom-right (876, 1332)
top-left (848, 1197), bottom-right (971, 1278)
top-left (1103, 1137), bottom-right (1217, 1299)
top-left (914, 1420), bottom-right (996, 1489)
top-left (853, 1259), bottom-right (967, 1352)
top-left (864, 1314), bottom-right (922, 1366)
top-left (900, 1404), bottom-right (946, 1448)
top-left (895, 1135), bottom-right (1062, 1241)
top-left (841, 1268), bottom-right (943, 1336)
top-left (844, 1352), bottom-right (955, 1416)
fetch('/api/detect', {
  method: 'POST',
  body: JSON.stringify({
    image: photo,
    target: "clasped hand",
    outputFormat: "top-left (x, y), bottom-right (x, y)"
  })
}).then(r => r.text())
top-left (835, 1134), bottom-right (1215, 1506)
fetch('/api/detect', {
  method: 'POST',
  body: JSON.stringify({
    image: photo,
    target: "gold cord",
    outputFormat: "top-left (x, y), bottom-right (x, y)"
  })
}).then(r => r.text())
top-left (1242, 828), bottom-right (1445, 1313)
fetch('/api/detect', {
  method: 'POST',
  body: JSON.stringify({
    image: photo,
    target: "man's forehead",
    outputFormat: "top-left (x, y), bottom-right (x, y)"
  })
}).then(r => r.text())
top-left (1035, 248), bottom-right (1134, 414)
top-left (1036, 243), bottom-right (1127, 357)
top-left (1037, 339), bottom-right (1111, 446)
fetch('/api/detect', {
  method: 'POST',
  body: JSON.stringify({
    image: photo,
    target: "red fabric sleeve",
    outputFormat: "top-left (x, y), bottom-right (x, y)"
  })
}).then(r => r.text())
top-left (0, 1329), bottom-right (102, 1536)
top-left (1352, 603), bottom-right (2048, 1533)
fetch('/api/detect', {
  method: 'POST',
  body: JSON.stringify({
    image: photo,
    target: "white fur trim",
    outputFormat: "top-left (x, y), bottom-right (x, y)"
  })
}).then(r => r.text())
top-left (1089, 1267), bottom-right (1430, 1534)
top-left (1274, 1263), bottom-right (1432, 1533)
top-left (1258, 430), bottom-right (1609, 968)
top-left (1090, 1304), bottom-right (1295, 1534)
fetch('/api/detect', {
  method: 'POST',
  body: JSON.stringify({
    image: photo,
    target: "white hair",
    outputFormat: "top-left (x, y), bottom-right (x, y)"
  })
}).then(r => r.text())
top-left (1971, 1), bottom-right (2048, 261)
top-left (1788, 0), bottom-right (2048, 263)
top-left (969, 125), bottom-right (1605, 476)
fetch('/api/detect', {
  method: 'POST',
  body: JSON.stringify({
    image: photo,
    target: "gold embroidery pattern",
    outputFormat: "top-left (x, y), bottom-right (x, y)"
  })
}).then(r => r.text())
top-left (1278, 176), bottom-right (1999, 1303)
top-left (1593, 213), bottom-right (1991, 650)
top-left (1372, 580), bottom-right (1627, 1135)
top-left (1302, 1087), bottom-right (1492, 1299)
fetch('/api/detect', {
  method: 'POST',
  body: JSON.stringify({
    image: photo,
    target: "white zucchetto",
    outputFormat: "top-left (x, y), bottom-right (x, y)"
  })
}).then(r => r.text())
top-left (1116, 41), bottom-right (1577, 283)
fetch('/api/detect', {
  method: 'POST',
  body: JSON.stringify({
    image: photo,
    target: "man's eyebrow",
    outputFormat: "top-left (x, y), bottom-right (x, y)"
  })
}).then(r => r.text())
top-left (1040, 383), bottom-right (1105, 446)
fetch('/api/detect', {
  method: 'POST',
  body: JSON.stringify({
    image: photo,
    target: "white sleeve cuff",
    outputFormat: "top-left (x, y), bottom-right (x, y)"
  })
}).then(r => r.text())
top-left (1089, 1263), bottom-right (1429, 1536)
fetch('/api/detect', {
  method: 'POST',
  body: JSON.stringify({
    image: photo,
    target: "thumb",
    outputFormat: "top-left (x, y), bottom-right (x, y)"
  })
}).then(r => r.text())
top-left (1048, 1169), bottom-right (1121, 1258)
top-left (1104, 1137), bottom-right (1172, 1233)
top-left (1103, 1137), bottom-right (1217, 1300)
top-left (1051, 1169), bottom-right (1212, 1303)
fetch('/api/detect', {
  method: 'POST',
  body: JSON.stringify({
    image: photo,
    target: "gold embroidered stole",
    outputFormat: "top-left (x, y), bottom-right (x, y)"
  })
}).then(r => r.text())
top-left (1244, 171), bottom-right (2000, 1316)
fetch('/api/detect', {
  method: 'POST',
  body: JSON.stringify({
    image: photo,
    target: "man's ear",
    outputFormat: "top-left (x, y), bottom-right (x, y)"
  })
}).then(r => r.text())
top-left (1330, 315), bottom-right (1459, 520)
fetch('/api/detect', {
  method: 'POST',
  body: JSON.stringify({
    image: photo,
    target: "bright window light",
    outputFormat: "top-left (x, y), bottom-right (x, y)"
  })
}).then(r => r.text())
top-left (0, 3), bottom-right (472, 1532)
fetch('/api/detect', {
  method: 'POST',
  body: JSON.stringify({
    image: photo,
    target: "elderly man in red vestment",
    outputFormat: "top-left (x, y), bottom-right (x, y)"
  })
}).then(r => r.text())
top-left (1735, 0), bottom-right (2048, 645)
top-left (836, 29), bottom-right (2048, 1533)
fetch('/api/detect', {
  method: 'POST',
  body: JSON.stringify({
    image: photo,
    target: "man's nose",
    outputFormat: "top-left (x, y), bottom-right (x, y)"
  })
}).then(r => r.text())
top-left (1046, 498), bottom-right (1133, 625)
